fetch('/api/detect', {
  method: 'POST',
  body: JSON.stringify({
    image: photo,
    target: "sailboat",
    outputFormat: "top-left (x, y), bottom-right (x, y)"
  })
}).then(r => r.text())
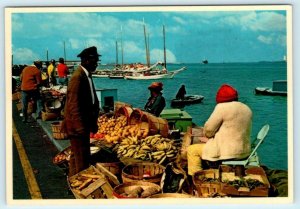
top-left (124, 24), bottom-right (186, 80)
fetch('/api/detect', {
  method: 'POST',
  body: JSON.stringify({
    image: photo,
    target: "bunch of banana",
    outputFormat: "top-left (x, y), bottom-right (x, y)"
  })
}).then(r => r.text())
top-left (115, 134), bottom-right (178, 164)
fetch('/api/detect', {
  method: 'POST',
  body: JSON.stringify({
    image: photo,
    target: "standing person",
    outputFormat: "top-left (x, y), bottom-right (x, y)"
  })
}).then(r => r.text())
top-left (144, 82), bottom-right (166, 117)
top-left (20, 60), bottom-right (43, 122)
top-left (57, 57), bottom-right (69, 85)
top-left (62, 46), bottom-right (100, 176)
top-left (47, 59), bottom-right (56, 86)
top-left (176, 84), bottom-right (186, 100)
top-left (187, 84), bottom-right (252, 176)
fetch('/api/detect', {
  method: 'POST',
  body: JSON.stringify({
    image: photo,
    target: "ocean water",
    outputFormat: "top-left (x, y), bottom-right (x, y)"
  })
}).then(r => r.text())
top-left (93, 62), bottom-right (288, 170)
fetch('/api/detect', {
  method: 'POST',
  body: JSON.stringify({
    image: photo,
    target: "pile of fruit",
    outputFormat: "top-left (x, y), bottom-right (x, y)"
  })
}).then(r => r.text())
top-left (94, 114), bottom-right (149, 143)
top-left (118, 185), bottom-right (161, 198)
top-left (114, 134), bottom-right (178, 164)
top-left (53, 148), bottom-right (72, 164)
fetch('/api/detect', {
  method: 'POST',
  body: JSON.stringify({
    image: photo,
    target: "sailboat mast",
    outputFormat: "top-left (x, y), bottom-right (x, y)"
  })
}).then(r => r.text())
top-left (143, 19), bottom-right (150, 67)
top-left (147, 33), bottom-right (150, 67)
top-left (163, 25), bottom-right (167, 69)
top-left (115, 40), bottom-right (119, 67)
top-left (63, 41), bottom-right (66, 62)
top-left (121, 26), bottom-right (124, 67)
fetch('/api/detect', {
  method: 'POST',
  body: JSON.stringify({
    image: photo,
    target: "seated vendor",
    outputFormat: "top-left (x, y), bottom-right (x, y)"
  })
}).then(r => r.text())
top-left (187, 84), bottom-right (252, 176)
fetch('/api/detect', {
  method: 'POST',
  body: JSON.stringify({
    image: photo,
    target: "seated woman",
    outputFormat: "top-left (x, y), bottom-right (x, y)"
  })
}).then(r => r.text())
top-left (187, 84), bottom-right (252, 176)
top-left (176, 84), bottom-right (186, 100)
top-left (144, 82), bottom-right (166, 117)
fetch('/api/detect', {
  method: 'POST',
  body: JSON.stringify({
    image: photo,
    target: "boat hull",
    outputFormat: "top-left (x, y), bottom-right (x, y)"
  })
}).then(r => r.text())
top-left (171, 95), bottom-right (204, 107)
top-left (255, 87), bottom-right (287, 96)
top-left (124, 67), bottom-right (186, 80)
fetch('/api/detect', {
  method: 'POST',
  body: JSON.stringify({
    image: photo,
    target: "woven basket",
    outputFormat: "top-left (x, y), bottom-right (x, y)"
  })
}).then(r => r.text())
top-left (115, 106), bottom-right (133, 122)
top-left (129, 108), bottom-right (144, 125)
top-left (51, 121), bottom-right (68, 140)
top-left (42, 111), bottom-right (59, 121)
top-left (97, 162), bottom-right (123, 176)
top-left (148, 193), bottom-right (194, 198)
top-left (122, 162), bottom-right (165, 184)
top-left (129, 109), bottom-right (169, 138)
top-left (113, 181), bottom-right (161, 198)
top-left (141, 112), bottom-right (169, 138)
top-left (193, 169), bottom-right (221, 197)
top-left (114, 101), bottom-right (132, 112)
top-left (45, 99), bottom-right (62, 113)
top-left (12, 92), bottom-right (21, 101)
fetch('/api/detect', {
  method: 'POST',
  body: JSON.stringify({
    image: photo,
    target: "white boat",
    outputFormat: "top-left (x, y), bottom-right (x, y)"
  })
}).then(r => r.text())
top-left (124, 66), bottom-right (186, 80)
top-left (124, 25), bottom-right (187, 80)
top-left (92, 70), bottom-right (111, 78)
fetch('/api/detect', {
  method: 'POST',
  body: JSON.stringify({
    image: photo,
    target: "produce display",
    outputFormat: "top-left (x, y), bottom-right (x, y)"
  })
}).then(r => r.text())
top-left (118, 185), bottom-right (161, 198)
top-left (114, 134), bottom-right (178, 164)
top-left (93, 114), bottom-right (149, 143)
top-left (53, 147), bottom-right (72, 164)
top-left (221, 172), bottom-right (266, 190)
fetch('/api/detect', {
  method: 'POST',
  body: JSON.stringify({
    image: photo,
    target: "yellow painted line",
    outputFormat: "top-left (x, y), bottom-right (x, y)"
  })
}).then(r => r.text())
top-left (12, 121), bottom-right (42, 199)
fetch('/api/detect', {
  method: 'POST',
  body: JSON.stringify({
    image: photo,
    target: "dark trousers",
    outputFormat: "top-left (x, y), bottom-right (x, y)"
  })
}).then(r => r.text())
top-left (21, 90), bottom-right (42, 121)
top-left (69, 135), bottom-right (90, 177)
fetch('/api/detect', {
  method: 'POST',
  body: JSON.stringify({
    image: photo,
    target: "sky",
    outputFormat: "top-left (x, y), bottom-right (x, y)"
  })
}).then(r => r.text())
top-left (10, 8), bottom-right (288, 65)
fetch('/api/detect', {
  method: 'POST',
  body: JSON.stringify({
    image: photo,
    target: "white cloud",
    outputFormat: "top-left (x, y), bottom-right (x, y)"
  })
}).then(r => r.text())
top-left (13, 48), bottom-right (40, 64)
top-left (249, 12), bottom-right (286, 32)
top-left (173, 16), bottom-right (187, 25)
top-left (150, 48), bottom-right (176, 63)
top-left (219, 11), bottom-right (286, 32)
top-left (12, 15), bottom-right (23, 32)
top-left (257, 35), bottom-right (272, 44)
top-left (68, 39), bottom-right (81, 50)
top-left (276, 35), bottom-right (287, 46)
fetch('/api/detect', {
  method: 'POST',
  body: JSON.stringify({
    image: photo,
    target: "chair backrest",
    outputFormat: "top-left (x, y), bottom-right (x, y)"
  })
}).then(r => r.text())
top-left (246, 124), bottom-right (270, 161)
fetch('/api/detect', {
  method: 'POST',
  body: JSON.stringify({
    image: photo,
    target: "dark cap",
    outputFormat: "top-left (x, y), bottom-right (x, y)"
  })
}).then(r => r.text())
top-left (77, 46), bottom-right (101, 58)
top-left (33, 60), bottom-right (42, 66)
top-left (58, 57), bottom-right (64, 63)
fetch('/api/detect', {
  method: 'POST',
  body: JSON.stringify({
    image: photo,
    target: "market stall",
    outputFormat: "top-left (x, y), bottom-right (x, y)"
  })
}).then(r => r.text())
top-left (51, 101), bottom-right (274, 199)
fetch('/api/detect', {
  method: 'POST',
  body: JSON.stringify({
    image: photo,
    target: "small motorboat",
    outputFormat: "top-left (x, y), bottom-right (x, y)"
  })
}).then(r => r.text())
top-left (171, 95), bottom-right (204, 107)
top-left (255, 80), bottom-right (287, 96)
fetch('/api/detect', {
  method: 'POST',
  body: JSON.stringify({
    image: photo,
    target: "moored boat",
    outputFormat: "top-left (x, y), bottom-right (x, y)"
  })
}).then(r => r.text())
top-left (255, 80), bottom-right (287, 96)
top-left (171, 95), bottom-right (204, 107)
top-left (124, 66), bottom-right (186, 80)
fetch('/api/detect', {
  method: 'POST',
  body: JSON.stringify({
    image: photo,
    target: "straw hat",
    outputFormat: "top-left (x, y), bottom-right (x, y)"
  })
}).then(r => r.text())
top-left (148, 82), bottom-right (163, 91)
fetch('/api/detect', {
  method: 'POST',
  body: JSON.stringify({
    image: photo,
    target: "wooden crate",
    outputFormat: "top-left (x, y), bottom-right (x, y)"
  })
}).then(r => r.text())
top-left (220, 165), bottom-right (270, 197)
top-left (68, 165), bottom-right (114, 199)
top-left (192, 169), bottom-right (222, 197)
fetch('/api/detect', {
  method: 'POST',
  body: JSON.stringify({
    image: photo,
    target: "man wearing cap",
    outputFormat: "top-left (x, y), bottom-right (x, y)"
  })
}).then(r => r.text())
top-left (20, 60), bottom-right (43, 122)
top-left (62, 46), bottom-right (100, 176)
top-left (144, 82), bottom-right (166, 117)
top-left (187, 84), bottom-right (252, 176)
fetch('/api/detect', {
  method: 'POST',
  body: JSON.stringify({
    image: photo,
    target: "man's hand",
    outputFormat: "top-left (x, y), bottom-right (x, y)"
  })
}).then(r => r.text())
top-left (199, 136), bottom-right (209, 143)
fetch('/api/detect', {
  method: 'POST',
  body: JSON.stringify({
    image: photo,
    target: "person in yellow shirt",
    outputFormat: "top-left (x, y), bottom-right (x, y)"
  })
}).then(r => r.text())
top-left (47, 59), bottom-right (57, 86)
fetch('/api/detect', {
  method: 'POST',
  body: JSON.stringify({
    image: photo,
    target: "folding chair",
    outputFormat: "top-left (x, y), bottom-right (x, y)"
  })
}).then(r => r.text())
top-left (222, 124), bottom-right (270, 167)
